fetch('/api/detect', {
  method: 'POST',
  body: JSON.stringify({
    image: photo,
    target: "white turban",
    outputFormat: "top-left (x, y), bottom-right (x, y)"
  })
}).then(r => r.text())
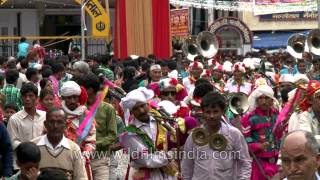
top-left (248, 85), bottom-right (277, 112)
top-left (279, 74), bottom-right (294, 83)
top-left (232, 62), bottom-right (246, 73)
top-left (121, 87), bottom-right (154, 111)
top-left (150, 64), bottom-right (161, 71)
top-left (293, 74), bottom-right (309, 84)
top-left (61, 81), bottom-right (81, 97)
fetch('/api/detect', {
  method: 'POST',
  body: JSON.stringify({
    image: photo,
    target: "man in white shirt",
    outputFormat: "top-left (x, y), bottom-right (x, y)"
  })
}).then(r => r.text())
top-left (7, 82), bottom-right (46, 170)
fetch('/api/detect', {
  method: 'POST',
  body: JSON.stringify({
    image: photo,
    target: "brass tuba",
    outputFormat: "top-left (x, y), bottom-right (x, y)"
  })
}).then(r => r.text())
top-left (307, 29), bottom-right (320, 56)
top-left (182, 36), bottom-right (199, 61)
top-left (192, 127), bottom-right (228, 151)
top-left (228, 92), bottom-right (249, 115)
top-left (196, 31), bottom-right (219, 59)
top-left (287, 33), bottom-right (306, 59)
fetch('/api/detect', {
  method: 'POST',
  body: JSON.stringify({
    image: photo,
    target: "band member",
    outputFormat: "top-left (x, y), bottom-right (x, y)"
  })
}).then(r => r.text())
top-left (182, 92), bottom-right (252, 180)
top-left (60, 81), bottom-right (96, 179)
top-left (183, 61), bottom-right (203, 96)
top-left (120, 87), bottom-right (177, 180)
top-left (211, 64), bottom-right (225, 93)
top-left (224, 62), bottom-right (252, 95)
top-left (241, 85), bottom-right (282, 180)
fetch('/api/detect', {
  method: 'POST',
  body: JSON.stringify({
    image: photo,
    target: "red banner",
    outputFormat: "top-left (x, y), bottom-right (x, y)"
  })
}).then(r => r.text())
top-left (170, 9), bottom-right (189, 37)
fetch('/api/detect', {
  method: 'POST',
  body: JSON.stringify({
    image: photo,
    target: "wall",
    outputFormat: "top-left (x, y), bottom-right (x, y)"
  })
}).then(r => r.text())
top-left (241, 11), bottom-right (318, 31)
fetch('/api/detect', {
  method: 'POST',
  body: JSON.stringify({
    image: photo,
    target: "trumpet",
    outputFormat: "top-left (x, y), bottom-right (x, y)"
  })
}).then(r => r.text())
top-left (192, 127), bottom-right (228, 151)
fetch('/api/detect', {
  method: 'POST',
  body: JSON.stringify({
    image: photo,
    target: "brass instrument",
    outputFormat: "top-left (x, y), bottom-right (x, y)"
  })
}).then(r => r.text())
top-left (191, 127), bottom-right (228, 151)
top-left (287, 33), bottom-right (306, 59)
top-left (307, 29), bottom-right (320, 56)
top-left (148, 112), bottom-right (176, 132)
top-left (196, 31), bottom-right (219, 59)
top-left (182, 36), bottom-right (199, 61)
top-left (107, 86), bottom-right (127, 101)
top-left (182, 31), bottom-right (219, 61)
top-left (228, 92), bottom-right (249, 115)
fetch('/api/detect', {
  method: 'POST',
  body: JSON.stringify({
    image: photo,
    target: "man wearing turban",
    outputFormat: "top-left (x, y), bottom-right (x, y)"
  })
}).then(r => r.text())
top-left (241, 85), bottom-right (283, 180)
top-left (60, 80), bottom-right (96, 179)
top-left (288, 80), bottom-right (320, 144)
top-left (224, 62), bottom-right (253, 95)
top-left (120, 87), bottom-right (177, 180)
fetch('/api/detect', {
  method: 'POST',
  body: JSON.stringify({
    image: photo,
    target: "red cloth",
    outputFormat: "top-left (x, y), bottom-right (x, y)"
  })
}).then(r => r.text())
top-left (299, 80), bottom-right (320, 111)
top-left (152, 0), bottom-right (170, 58)
top-left (114, 0), bottom-right (128, 59)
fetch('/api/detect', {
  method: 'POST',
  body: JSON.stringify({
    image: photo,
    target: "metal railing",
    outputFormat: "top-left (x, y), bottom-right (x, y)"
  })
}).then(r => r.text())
top-left (0, 36), bottom-right (109, 57)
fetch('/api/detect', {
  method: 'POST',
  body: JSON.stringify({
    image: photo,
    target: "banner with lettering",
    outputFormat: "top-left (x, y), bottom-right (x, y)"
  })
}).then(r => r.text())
top-left (75, 0), bottom-right (110, 37)
top-left (259, 11), bottom-right (317, 21)
top-left (170, 9), bottom-right (189, 37)
top-left (169, 0), bottom-right (317, 15)
top-left (253, 0), bottom-right (316, 15)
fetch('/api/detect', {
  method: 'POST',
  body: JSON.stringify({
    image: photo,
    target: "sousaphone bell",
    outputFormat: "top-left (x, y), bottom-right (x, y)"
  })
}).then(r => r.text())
top-left (287, 34), bottom-right (306, 59)
top-left (182, 36), bottom-right (199, 61)
top-left (196, 31), bottom-right (219, 59)
top-left (307, 29), bottom-right (320, 56)
top-left (229, 92), bottom-right (249, 115)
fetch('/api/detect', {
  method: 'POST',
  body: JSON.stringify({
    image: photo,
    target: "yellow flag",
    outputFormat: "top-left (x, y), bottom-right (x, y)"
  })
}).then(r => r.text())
top-left (0, 0), bottom-right (8, 6)
top-left (75, 0), bottom-right (110, 38)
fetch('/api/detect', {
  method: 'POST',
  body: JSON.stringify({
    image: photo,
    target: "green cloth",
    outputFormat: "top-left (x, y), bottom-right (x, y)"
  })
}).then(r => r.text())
top-left (5, 171), bottom-right (20, 180)
top-left (98, 65), bottom-right (114, 81)
top-left (1, 84), bottom-right (22, 110)
top-left (124, 125), bottom-right (156, 153)
top-left (94, 101), bottom-right (117, 152)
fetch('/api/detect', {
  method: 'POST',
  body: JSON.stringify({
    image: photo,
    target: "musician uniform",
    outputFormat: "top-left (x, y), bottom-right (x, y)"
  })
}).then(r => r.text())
top-left (183, 61), bottom-right (204, 96)
top-left (241, 85), bottom-right (282, 180)
top-left (211, 64), bottom-right (225, 93)
top-left (224, 62), bottom-right (252, 95)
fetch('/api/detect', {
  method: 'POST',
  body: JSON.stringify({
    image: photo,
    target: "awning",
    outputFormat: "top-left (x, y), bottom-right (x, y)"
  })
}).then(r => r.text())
top-left (252, 30), bottom-right (309, 49)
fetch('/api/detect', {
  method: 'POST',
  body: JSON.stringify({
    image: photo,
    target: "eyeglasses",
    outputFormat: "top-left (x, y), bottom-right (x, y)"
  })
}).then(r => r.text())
top-left (161, 91), bottom-right (176, 97)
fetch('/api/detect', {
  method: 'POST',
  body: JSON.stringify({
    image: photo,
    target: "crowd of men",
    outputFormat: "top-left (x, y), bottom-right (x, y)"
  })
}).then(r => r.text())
top-left (0, 37), bottom-right (320, 180)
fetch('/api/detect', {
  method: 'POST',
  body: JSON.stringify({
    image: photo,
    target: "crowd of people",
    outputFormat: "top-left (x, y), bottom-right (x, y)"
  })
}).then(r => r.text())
top-left (0, 37), bottom-right (320, 180)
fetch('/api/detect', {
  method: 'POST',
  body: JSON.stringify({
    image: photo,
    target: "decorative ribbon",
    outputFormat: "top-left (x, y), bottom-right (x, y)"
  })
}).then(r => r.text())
top-left (77, 82), bottom-right (110, 141)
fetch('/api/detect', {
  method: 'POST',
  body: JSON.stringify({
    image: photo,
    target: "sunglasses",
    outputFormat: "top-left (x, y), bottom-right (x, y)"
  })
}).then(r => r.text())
top-left (161, 91), bottom-right (176, 97)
